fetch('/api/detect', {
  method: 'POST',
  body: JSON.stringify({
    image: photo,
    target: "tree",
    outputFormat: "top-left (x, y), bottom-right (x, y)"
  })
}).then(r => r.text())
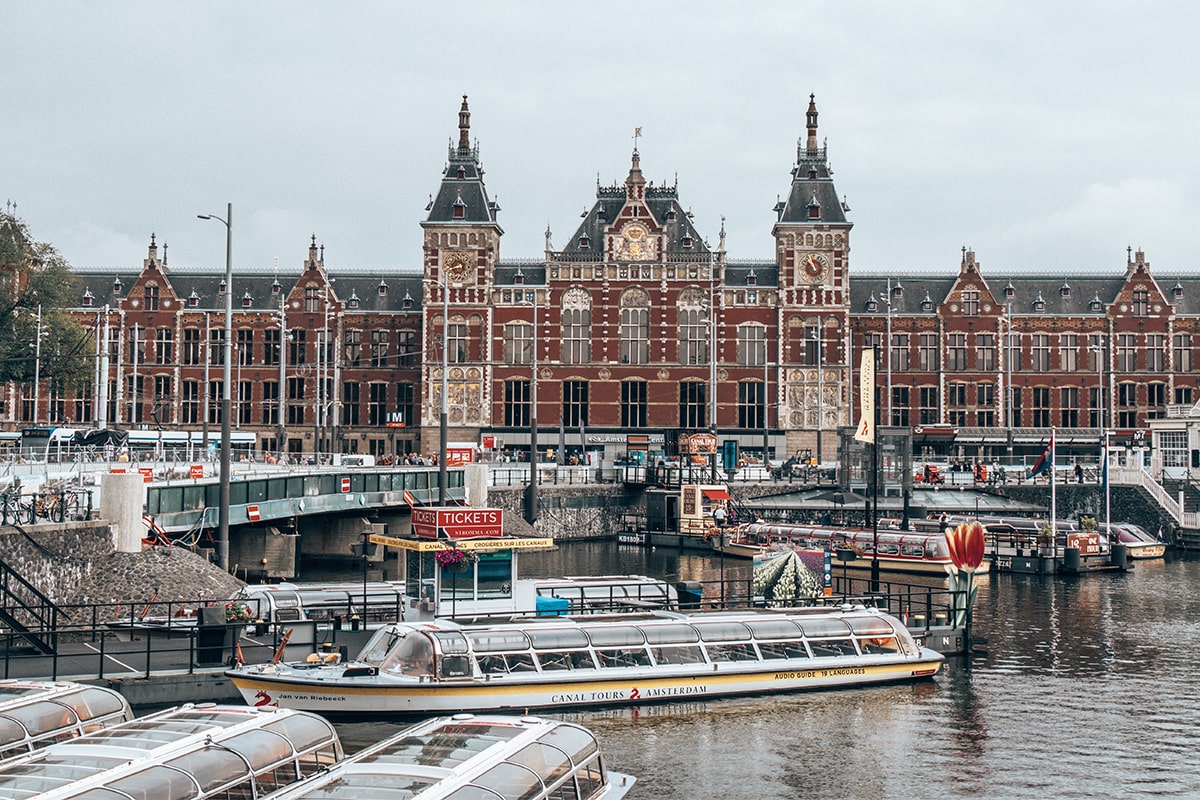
top-left (0, 211), bottom-right (92, 397)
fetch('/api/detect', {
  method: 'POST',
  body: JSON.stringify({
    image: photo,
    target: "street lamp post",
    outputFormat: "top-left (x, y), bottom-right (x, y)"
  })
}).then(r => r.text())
top-left (811, 318), bottom-right (823, 482)
top-left (197, 203), bottom-right (233, 573)
top-left (423, 277), bottom-right (450, 506)
top-left (277, 296), bottom-right (287, 456)
top-left (31, 304), bottom-right (44, 424)
top-left (527, 288), bottom-right (539, 522)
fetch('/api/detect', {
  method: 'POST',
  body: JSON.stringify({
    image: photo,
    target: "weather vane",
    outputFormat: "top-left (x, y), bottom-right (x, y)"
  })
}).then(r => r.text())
top-left (633, 127), bottom-right (642, 152)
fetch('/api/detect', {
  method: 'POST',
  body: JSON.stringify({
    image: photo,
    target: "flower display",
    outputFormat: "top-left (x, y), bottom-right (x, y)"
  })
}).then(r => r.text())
top-left (434, 548), bottom-right (476, 569)
top-left (220, 601), bottom-right (253, 623)
top-left (943, 521), bottom-right (985, 627)
top-left (752, 551), bottom-right (822, 607)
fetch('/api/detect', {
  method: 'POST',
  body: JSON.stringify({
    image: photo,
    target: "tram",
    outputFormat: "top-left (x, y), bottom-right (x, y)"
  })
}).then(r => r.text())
top-left (260, 714), bottom-right (635, 800)
top-left (0, 681), bottom-right (132, 760)
top-left (227, 605), bottom-right (944, 715)
top-left (0, 703), bottom-right (342, 799)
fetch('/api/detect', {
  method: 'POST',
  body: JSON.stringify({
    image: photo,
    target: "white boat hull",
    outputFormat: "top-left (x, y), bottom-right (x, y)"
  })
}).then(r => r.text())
top-left (229, 655), bottom-right (942, 715)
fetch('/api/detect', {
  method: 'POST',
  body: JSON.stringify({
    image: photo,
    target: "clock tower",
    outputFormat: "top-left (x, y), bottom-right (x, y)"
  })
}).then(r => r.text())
top-left (771, 94), bottom-right (854, 460)
top-left (419, 96), bottom-right (505, 455)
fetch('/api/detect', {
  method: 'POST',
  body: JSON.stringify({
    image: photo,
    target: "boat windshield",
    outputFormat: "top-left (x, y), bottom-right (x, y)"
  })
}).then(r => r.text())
top-left (378, 630), bottom-right (435, 677)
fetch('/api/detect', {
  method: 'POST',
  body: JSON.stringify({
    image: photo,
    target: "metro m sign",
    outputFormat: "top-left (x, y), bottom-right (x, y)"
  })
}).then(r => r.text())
top-left (412, 507), bottom-right (504, 540)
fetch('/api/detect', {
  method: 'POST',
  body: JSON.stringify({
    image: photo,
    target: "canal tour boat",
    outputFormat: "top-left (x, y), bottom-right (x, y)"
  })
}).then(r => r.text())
top-left (0, 703), bottom-right (342, 800)
top-left (226, 605), bottom-right (944, 715)
top-left (105, 574), bottom-right (679, 641)
top-left (714, 521), bottom-right (989, 576)
top-left (0, 680), bottom-right (132, 760)
top-left (258, 714), bottom-right (634, 800)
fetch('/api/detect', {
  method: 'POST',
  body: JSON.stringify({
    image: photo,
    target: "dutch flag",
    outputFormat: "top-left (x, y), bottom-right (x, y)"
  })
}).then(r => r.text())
top-left (1028, 431), bottom-right (1056, 480)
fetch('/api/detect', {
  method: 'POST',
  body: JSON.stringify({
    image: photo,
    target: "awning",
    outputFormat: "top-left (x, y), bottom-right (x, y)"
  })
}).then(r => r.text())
top-left (703, 489), bottom-right (733, 501)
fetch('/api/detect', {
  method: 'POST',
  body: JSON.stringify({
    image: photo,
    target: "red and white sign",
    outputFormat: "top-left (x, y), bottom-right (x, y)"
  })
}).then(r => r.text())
top-left (247, 504), bottom-right (261, 522)
top-left (341, 477), bottom-right (351, 493)
top-left (138, 468), bottom-right (154, 483)
top-left (481, 435), bottom-right (496, 450)
top-left (1067, 532), bottom-right (1102, 556)
top-left (189, 464), bottom-right (204, 479)
top-left (446, 447), bottom-right (475, 466)
top-left (412, 507), bottom-right (504, 540)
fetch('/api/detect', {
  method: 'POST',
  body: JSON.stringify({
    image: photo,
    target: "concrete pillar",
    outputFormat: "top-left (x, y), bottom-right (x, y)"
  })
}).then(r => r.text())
top-left (465, 463), bottom-right (489, 507)
top-left (100, 473), bottom-right (148, 553)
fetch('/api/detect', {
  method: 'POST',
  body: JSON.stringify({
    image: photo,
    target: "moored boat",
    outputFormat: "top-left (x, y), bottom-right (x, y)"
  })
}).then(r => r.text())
top-left (258, 714), bottom-right (634, 800)
top-left (716, 521), bottom-right (989, 575)
top-left (0, 680), bottom-right (132, 759)
top-left (226, 605), bottom-right (944, 715)
top-left (1099, 522), bottom-right (1166, 559)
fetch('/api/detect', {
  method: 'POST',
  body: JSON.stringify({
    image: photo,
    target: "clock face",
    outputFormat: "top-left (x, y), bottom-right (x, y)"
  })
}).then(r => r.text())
top-left (800, 252), bottom-right (829, 284)
top-left (443, 251), bottom-right (473, 282)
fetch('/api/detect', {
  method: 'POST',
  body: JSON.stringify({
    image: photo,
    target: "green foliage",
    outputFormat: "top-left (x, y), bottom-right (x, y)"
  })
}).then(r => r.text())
top-left (0, 211), bottom-right (91, 390)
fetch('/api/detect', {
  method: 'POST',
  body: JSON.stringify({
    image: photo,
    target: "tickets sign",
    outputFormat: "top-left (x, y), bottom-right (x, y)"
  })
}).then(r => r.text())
top-left (412, 507), bottom-right (504, 539)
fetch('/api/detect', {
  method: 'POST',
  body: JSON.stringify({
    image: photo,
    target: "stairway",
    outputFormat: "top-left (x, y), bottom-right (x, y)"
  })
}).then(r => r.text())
top-left (0, 557), bottom-right (61, 654)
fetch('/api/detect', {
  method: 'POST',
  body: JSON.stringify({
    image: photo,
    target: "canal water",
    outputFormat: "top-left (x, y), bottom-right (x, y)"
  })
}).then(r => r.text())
top-left (324, 542), bottom-right (1200, 799)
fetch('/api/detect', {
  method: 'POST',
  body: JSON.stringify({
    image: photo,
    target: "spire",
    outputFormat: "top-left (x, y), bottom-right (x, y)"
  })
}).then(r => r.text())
top-left (308, 234), bottom-right (319, 265)
top-left (457, 95), bottom-right (471, 154)
top-left (625, 149), bottom-right (645, 200)
top-left (805, 94), bottom-right (819, 153)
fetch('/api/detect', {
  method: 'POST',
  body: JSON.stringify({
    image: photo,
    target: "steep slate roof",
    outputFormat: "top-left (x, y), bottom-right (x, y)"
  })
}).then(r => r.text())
top-left (556, 151), bottom-right (711, 257)
top-left (774, 95), bottom-right (849, 227)
top-left (423, 96), bottom-right (502, 228)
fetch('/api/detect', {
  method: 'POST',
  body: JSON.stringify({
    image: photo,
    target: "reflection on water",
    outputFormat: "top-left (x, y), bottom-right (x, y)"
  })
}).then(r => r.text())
top-left (324, 543), bottom-right (1200, 800)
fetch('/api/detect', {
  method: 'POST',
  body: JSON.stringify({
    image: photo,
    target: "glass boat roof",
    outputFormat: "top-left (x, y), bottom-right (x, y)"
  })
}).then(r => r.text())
top-left (0, 681), bottom-right (132, 759)
top-left (0, 704), bottom-right (340, 800)
top-left (261, 715), bottom-right (609, 800)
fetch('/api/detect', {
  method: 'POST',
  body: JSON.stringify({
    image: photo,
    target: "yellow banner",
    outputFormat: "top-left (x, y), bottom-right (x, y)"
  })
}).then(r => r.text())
top-left (854, 347), bottom-right (875, 444)
top-left (370, 535), bottom-right (554, 552)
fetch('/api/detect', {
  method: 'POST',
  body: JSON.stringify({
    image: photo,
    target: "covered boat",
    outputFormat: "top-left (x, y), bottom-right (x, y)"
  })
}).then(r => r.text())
top-left (227, 606), bottom-right (944, 715)
top-left (717, 521), bottom-right (990, 575)
top-left (0, 680), bottom-right (132, 760)
top-left (258, 714), bottom-right (634, 800)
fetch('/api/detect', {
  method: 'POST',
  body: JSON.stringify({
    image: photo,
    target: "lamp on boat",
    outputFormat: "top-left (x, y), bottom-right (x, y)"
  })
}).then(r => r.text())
top-left (351, 529), bottom-right (378, 630)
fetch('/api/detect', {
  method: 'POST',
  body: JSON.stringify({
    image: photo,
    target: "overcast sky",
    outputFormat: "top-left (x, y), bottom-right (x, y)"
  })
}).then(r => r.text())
top-left (5, 2), bottom-right (1199, 278)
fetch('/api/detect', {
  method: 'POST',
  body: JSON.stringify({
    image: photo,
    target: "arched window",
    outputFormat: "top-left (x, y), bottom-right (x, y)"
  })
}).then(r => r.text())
top-left (561, 287), bottom-right (592, 365)
top-left (677, 287), bottom-right (708, 366)
top-left (619, 288), bottom-right (650, 365)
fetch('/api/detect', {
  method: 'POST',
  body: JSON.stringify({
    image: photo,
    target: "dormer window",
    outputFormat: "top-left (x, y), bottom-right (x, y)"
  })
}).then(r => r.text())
top-left (1060, 283), bottom-right (1071, 298)
top-left (1173, 282), bottom-right (1184, 299)
top-left (241, 290), bottom-right (252, 308)
top-left (806, 193), bottom-right (820, 220)
top-left (514, 269), bottom-right (526, 285)
top-left (1090, 293), bottom-right (1103, 312)
top-left (866, 298), bottom-right (878, 312)
top-left (1003, 282), bottom-right (1015, 299)
top-left (113, 277), bottom-right (123, 294)
top-left (667, 209), bottom-right (677, 222)
top-left (578, 233), bottom-right (590, 249)
top-left (402, 292), bottom-right (414, 310)
top-left (456, 166), bottom-right (466, 179)
top-left (378, 280), bottom-right (388, 296)
top-left (681, 234), bottom-right (693, 249)
top-left (188, 290), bottom-right (199, 308)
top-left (452, 194), bottom-right (466, 219)
top-left (921, 292), bottom-right (934, 312)
top-left (1033, 293), bottom-right (1046, 312)
top-left (82, 289), bottom-right (94, 307)
top-left (747, 270), bottom-right (757, 286)
top-left (597, 207), bottom-right (606, 222)
top-left (271, 280), bottom-right (282, 295)
top-left (348, 292), bottom-right (360, 309)
top-left (892, 282), bottom-right (904, 298)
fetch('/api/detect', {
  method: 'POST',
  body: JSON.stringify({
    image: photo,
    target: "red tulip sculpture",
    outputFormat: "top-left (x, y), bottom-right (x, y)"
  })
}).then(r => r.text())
top-left (944, 521), bottom-right (986, 627)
